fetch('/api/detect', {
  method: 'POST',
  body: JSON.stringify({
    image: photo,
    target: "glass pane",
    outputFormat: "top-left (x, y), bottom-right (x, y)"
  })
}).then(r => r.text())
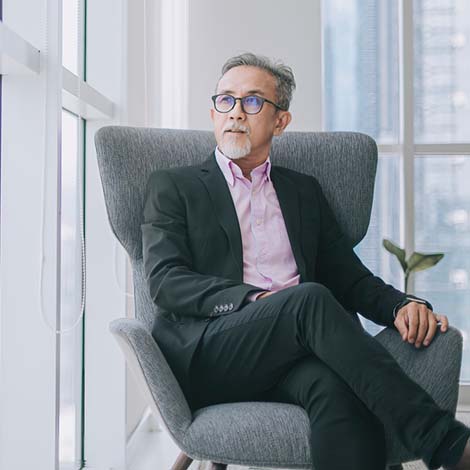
top-left (59, 109), bottom-right (84, 466)
top-left (323, 0), bottom-right (400, 144)
top-left (62, 0), bottom-right (79, 74)
top-left (415, 155), bottom-right (470, 381)
top-left (414, 0), bottom-right (470, 143)
top-left (355, 155), bottom-right (403, 335)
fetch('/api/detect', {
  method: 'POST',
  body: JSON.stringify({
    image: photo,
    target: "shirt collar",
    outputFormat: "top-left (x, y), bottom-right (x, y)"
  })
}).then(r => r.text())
top-left (214, 146), bottom-right (272, 187)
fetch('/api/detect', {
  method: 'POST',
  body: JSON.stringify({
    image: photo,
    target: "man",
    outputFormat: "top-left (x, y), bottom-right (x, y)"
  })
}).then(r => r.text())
top-left (141, 53), bottom-right (470, 470)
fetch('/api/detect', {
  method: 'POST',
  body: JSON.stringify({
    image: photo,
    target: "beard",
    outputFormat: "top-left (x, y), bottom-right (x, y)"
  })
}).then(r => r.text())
top-left (220, 137), bottom-right (252, 160)
top-left (219, 129), bottom-right (252, 160)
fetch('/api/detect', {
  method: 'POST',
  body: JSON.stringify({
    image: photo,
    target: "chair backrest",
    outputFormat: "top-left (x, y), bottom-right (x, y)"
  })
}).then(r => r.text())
top-left (94, 126), bottom-right (377, 330)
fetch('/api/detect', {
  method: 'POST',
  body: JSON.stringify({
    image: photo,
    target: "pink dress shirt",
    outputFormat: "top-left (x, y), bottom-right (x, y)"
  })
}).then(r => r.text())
top-left (214, 147), bottom-right (300, 301)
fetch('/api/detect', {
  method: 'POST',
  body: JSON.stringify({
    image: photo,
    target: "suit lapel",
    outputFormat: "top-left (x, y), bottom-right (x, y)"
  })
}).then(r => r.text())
top-left (270, 167), bottom-right (307, 281)
top-left (198, 154), bottom-right (244, 279)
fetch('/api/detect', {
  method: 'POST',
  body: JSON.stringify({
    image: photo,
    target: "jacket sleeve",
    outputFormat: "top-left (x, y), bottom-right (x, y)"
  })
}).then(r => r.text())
top-left (141, 171), bottom-right (262, 318)
top-left (313, 178), bottom-right (407, 328)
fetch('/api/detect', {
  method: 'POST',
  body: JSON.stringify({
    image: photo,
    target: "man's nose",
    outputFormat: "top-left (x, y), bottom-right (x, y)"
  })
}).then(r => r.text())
top-left (228, 99), bottom-right (246, 120)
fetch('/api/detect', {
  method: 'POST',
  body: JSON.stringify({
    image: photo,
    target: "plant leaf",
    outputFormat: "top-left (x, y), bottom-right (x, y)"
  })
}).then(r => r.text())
top-left (382, 239), bottom-right (407, 272)
top-left (406, 252), bottom-right (444, 274)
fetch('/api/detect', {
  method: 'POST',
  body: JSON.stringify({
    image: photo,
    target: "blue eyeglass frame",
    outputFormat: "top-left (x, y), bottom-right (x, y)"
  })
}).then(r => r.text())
top-left (211, 94), bottom-right (287, 114)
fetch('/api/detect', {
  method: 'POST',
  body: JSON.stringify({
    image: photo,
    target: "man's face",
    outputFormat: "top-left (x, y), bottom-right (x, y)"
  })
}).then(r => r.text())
top-left (210, 65), bottom-right (291, 160)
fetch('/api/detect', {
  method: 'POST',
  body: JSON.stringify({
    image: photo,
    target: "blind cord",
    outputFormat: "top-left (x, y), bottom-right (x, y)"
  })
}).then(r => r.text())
top-left (40, 0), bottom-right (86, 334)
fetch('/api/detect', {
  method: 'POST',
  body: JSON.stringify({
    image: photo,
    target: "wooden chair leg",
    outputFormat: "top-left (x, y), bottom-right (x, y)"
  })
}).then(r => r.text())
top-left (171, 451), bottom-right (193, 470)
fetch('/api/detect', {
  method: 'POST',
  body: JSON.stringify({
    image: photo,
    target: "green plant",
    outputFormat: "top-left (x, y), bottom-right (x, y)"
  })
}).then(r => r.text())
top-left (382, 239), bottom-right (444, 293)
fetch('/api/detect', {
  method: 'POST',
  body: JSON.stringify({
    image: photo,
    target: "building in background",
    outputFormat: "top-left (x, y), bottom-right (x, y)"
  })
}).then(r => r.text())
top-left (323, 0), bottom-right (470, 379)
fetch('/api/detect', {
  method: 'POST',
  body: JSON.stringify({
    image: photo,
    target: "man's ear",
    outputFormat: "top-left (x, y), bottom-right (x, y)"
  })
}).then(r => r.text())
top-left (273, 111), bottom-right (292, 136)
top-left (210, 108), bottom-right (215, 123)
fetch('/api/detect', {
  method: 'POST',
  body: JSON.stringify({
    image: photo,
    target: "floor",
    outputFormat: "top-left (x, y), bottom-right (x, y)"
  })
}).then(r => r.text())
top-left (128, 411), bottom-right (470, 470)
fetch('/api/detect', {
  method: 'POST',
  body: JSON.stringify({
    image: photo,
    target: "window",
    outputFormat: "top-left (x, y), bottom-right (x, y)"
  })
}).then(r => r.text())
top-left (323, 0), bottom-right (399, 144)
top-left (415, 155), bottom-right (470, 378)
top-left (323, 0), bottom-right (470, 382)
top-left (0, 0), bottom-right (121, 468)
top-left (59, 109), bottom-right (85, 466)
top-left (414, 0), bottom-right (470, 143)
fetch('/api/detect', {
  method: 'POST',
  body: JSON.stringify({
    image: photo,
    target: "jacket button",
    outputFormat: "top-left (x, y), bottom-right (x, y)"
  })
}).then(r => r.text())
top-left (214, 306), bottom-right (219, 313)
top-left (223, 305), bottom-right (229, 311)
top-left (229, 303), bottom-right (233, 310)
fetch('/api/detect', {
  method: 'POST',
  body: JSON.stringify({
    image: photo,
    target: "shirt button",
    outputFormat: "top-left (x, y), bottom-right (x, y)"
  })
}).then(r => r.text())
top-left (256, 218), bottom-right (262, 225)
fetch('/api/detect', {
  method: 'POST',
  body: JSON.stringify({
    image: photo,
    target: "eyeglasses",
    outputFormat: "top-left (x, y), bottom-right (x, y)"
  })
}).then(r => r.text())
top-left (211, 94), bottom-right (286, 114)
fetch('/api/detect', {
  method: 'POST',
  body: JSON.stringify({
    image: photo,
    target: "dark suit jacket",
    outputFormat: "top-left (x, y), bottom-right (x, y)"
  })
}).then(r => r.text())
top-left (141, 152), bottom-right (407, 396)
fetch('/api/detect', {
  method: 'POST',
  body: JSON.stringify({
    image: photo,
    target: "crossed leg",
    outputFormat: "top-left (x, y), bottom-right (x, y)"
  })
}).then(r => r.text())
top-left (186, 282), bottom-right (467, 469)
top-left (264, 354), bottom-right (387, 469)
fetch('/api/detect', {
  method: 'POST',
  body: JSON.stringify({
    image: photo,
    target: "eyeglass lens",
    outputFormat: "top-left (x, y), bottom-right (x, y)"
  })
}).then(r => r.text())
top-left (214, 95), bottom-right (263, 114)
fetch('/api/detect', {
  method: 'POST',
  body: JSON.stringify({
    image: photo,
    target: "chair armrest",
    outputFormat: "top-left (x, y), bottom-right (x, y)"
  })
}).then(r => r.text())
top-left (374, 325), bottom-right (463, 414)
top-left (109, 318), bottom-right (192, 442)
top-left (374, 325), bottom-right (463, 465)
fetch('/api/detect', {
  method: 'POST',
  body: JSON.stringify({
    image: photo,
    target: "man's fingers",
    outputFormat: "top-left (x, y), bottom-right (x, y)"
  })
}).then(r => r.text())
top-left (415, 305), bottom-right (429, 347)
top-left (396, 323), bottom-right (408, 341)
top-left (258, 291), bottom-right (273, 300)
top-left (407, 305), bottom-right (419, 344)
top-left (396, 303), bottom-right (448, 348)
top-left (435, 313), bottom-right (449, 332)
top-left (423, 312), bottom-right (438, 347)
top-left (394, 315), bottom-right (409, 341)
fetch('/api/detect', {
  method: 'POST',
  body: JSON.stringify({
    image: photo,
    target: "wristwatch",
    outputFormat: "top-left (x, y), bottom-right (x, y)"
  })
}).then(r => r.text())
top-left (392, 295), bottom-right (434, 320)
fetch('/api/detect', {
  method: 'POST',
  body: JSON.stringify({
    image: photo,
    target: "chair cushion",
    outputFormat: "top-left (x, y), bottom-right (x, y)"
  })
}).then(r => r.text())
top-left (183, 401), bottom-right (312, 468)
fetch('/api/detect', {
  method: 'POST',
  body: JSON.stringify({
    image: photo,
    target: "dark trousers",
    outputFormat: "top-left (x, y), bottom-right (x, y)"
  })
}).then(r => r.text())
top-left (186, 282), bottom-right (462, 470)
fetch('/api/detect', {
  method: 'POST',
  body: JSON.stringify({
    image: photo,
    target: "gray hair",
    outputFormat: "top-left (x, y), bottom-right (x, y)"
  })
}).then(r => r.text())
top-left (216, 52), bottom-right (296, 111)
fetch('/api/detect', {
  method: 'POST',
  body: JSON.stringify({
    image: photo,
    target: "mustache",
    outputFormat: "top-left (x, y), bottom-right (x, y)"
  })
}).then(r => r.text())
top-left (223, 124), bottom-right (250, 135)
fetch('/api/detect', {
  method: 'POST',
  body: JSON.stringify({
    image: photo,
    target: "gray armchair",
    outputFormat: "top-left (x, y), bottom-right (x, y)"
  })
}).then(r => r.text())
top-left (94, 126), bottom-right (463, 470)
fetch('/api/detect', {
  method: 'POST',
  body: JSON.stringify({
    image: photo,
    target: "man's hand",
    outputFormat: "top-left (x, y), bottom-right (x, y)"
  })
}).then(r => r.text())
top-left (257, 291), bottom-right (275, 300)
top-left (394, 301), bottom-right (449, 348)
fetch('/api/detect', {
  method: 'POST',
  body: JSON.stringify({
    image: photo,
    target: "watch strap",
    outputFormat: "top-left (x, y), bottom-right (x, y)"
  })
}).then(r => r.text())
top-left (393, 295), bottom-right (433, 319)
